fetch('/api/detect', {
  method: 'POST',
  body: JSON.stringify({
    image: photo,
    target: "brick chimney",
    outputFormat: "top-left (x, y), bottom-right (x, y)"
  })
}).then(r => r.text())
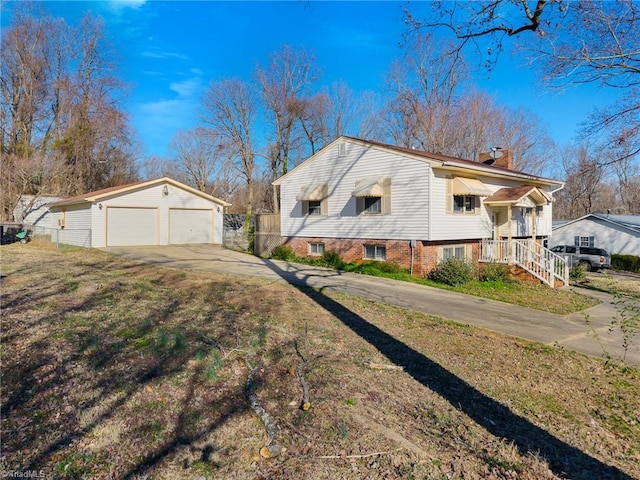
top-left (479, 149), bottom-right (513, 170)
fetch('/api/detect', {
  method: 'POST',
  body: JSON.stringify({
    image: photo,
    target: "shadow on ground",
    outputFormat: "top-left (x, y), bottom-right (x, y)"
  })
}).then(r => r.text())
top-left (263, 259), bottom-right (632, 480)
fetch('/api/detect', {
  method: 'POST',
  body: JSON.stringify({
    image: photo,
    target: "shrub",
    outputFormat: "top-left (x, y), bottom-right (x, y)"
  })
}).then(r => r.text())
top-left (612, 254), bottom-right (640, 273)
top-left (320, 250), bottom-right (345, 269)
top-left (569, 264), bottom-right (587, 281)
top-left (247, 226), bottom-right (255, 254)
top-left (478, 262), bottom-right (510, 282)
top-left (271, 245), bottom-right (296, 261)
top-left (346, 261), bottom-right (406, 275)
top-left (429, 258), bottom-right (476, 286)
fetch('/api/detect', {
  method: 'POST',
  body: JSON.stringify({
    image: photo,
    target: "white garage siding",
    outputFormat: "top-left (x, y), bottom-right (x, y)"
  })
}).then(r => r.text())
top-left (50, 178), bottom-right (229, 248)
top-left (106, 207), bottom-right (159, 246)
top-left (56, 205), bottom-right (92, 247)
top-left (169, 209), bottom-right (214, 244)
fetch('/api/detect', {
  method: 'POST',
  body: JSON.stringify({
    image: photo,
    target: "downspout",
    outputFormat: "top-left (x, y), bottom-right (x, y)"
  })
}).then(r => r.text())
top-left (410, 240), bottom-right (417, 276)
top-left (550, 183), bottom-right (565, 196)
top-left (428, 166), bottom-right (432, 242)
top-left (548, 182), bottom-right (565, 241)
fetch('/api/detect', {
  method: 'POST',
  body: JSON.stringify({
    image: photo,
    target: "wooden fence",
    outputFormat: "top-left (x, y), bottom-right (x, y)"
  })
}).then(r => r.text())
top-left (254, 214), bottom-right (282, 257)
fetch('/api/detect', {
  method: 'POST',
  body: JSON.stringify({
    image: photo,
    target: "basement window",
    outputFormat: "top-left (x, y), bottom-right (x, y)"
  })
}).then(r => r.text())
top-left (308, 242), bottom-right (325, 256)
top-left (363, 245), bottom-right (386, 261)
top-left (440, 245), bottom-right (467, 261)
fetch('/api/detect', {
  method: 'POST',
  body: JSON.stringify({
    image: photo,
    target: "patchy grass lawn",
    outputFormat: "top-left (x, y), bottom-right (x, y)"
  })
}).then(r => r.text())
top-left (573, 271), bottom-right (640, 299)
top-left (1, 241), bottom-right (639, 479)
top-left (434, 279), bottom-right (600, 314)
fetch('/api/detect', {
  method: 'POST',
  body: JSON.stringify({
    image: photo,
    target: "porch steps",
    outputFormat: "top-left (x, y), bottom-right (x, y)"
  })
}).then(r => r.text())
top-left (479, 239), bottom-right (568, 288)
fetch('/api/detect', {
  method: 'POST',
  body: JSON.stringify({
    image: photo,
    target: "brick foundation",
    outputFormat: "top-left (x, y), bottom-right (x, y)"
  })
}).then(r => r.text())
top-left (282, 237), bottom-right (481, 278)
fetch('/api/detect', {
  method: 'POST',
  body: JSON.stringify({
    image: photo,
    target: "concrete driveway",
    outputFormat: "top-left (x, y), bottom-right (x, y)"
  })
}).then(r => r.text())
top-left (103, 244), bottom-right (639, 366)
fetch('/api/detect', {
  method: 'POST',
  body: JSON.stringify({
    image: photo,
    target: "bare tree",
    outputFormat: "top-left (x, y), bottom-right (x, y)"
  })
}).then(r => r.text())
top-left (140, 155), bottom-right (176, 181)
top-left (554, 143), bottom-right (607, 219)
top-left (209, 149), bottom-right (241, 203)
top-left (383, 34), bottom-right (467, 153)
top-left (256, 45), bottom-right (319, 212)
top-left (169, 127), bottom-right (225, 193)
top-left (405, 0), bottom-right (640, 165)
top-left (297, 92), bottom-right (330, 155)
top-left (608, 141), bottom-right (640, 214)
top-left (56, 13), bottom-right (137, 193)
top-left (380, 35), bottom-right (553, 171)
top-left (202, 78), bottom-right (257, 218)
top-left (0, 6), bottom-right (137, 219)
top-left (484, 104), bottom-right (553, 174)
top-left (296, 82), bottom-right (382, 157)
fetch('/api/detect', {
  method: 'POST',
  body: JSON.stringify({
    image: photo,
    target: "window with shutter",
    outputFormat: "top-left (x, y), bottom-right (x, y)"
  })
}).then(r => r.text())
top-left (453, 195), bottom-right (477, 214)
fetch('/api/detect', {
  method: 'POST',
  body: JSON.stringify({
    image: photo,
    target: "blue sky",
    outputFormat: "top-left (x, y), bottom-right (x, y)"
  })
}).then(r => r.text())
top-left (2, 1), bottom-right (622, 160)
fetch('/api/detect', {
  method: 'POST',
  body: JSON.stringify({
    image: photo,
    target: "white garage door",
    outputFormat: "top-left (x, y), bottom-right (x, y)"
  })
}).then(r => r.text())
top-left (169, 209), bottom-right (213, 244)
top-left (107, 207), bottom-right (158, 246)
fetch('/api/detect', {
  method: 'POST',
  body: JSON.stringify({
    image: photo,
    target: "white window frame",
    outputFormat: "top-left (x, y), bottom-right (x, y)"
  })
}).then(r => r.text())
top-left (453, 195), bottom-right (476, 214)
top-left (363, 196), bottom-right (382, 214)
top-left (308, 242), bottom-right (325, 256)
top-left (439, 245), bottom-right (468, 262)
top-left (338, 142), bottom-right (347, 157)
top-left (363, 244), bottom-right (386, 261)
top-left (575, 236), bottom-right (595, 247)
top-left (307, 200), bottom-right (322, 216)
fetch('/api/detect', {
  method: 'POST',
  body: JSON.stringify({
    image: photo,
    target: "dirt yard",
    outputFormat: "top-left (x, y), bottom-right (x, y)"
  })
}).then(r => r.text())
top-left (1, 241), bottom-right (638, 479)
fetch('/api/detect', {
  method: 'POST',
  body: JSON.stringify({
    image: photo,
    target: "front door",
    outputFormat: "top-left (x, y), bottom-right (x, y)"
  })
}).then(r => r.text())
top-left (492, 212), bottom-right (500, 240)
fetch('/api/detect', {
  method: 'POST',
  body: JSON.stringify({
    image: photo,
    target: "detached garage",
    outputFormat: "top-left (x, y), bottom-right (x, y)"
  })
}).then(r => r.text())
top-left (49, 178), bottom-right (230, 248)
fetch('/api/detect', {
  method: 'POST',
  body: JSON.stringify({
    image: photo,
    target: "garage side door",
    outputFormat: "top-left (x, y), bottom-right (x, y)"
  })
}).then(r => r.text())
top-left (107, 207), bottom-right (158, 246)
top-left (169, 209), bottom-right (214, 244)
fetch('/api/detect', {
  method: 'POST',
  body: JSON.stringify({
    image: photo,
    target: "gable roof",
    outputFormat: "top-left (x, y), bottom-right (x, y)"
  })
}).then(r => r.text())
top-left (50, 177), bottom-right (231, 208)
top-left (274, 136), bottom-right (563, 187)
top-left (553, 213), bottom-right (640, 235)
top-left (484, 186), bottom-right (549, 206)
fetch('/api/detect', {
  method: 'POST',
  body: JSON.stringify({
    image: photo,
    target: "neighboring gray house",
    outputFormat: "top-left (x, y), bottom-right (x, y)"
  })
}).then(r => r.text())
top-left (551, 213), bottom-right (640, 256)
top-left (273, 136), bottom-right (567, 286)
top-left (49, 177), bottom-right (230, 248)
top-left (13, 195), bottom-right (61, 230)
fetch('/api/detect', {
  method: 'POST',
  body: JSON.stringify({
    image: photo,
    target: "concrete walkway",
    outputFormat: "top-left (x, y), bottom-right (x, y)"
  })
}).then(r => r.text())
top-left (103, 245), bottom-right (639, 367)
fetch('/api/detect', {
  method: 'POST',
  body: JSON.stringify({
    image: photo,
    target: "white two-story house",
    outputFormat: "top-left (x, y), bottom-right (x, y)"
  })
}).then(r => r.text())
top-left (273, 136), bottom-right (567, 286)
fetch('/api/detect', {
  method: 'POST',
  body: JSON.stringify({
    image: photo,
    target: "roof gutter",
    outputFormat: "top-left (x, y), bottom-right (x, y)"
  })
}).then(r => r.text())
top-left (550, 183), bottom-right (565, 195)
top-left (439, 161), bottom-right (563, 186)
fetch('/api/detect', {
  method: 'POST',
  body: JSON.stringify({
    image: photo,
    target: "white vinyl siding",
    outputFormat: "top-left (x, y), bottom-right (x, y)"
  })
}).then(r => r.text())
top-left (551, 216), bottom-right (639, 255)
top-left (169, 209), bottom-right (214, 244)
top-left (433, 175), bottom-right (555, 241)
top-left (278, 139), bottom-right (558, 243)
top-left (89, 183), bottom-right (224, 247)
top-left (55, 205), bottom-right (92, 247)
top-left (430, 172), bottom-right (492, 241)
top-left (280, 143), bottom-right (429, 240)
top-left (107, 207), bottom-right (158, 246)
top-left (52, 181), bottom-right (225, 248)
top-left (13, 195), bottom-right (60, 229)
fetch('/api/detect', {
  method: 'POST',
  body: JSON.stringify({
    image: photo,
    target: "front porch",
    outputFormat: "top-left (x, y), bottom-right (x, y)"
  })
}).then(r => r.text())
top-left (479, 239), bottom-right (568, 288)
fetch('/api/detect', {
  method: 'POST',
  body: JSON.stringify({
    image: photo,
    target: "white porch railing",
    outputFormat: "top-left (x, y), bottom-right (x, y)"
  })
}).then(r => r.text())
top-left (479, 239), bottom-right (568, 288)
